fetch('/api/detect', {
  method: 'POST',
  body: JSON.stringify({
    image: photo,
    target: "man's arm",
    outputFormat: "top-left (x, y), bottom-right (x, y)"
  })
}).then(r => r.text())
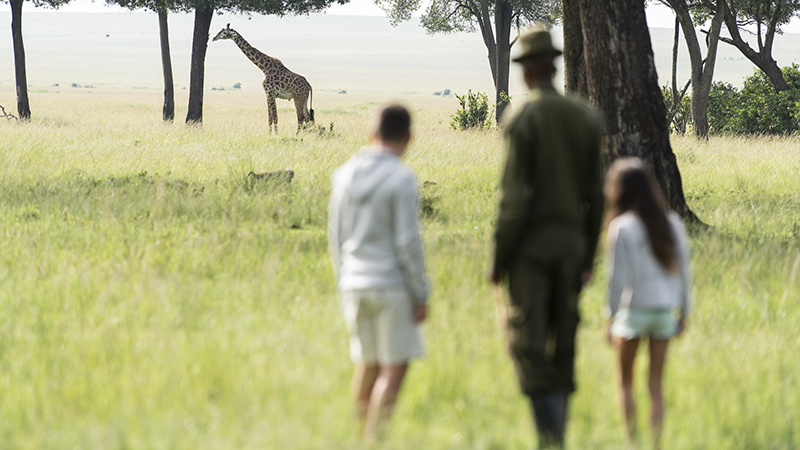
top-left (490, 115), bottom-right (535, 283)
top-left (580, 119), bottom-right (605, 278)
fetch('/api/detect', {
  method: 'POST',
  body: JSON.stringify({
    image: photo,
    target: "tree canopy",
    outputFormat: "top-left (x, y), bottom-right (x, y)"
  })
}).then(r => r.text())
top-left (108, 0), bottom-right (344, 14)
top-left (3, 0), bottom-right (71, 8)
top-left (660, 0), bottom-right (800, 91)
top-left (376, 0), bottom-right (559, 121)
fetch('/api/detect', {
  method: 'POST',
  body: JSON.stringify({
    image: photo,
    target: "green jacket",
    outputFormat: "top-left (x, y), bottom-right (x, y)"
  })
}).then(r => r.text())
top-left (491, 83), bottom-right (604, 278)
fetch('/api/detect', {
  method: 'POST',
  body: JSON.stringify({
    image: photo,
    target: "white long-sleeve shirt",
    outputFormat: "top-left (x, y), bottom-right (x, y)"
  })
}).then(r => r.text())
top-left (328, 147), bottom-right (430, 304)
top-left (606, 211), bottom-right (692, 317)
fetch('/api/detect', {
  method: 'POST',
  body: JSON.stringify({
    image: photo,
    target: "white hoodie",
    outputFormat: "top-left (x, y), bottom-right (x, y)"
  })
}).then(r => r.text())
top-left (328, 147), bottom-right (430, 304)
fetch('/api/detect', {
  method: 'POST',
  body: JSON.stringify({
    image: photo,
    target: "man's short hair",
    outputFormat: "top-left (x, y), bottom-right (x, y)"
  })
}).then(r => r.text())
top-left (377, 104), bottom-right (411, 142)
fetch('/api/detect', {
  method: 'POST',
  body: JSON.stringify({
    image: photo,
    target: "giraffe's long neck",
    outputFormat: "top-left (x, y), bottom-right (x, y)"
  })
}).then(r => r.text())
top-left (231, 32), bottom-right (276, 74)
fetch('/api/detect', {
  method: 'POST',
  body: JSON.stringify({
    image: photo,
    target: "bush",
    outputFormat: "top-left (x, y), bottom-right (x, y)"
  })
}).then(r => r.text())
top-left (451, 90), bottom-right (492, 130)
top-left (727, 64), bottom-right (800, 135)
top-left (706, 81), bottom-right (740, 134)
top-left (666, 64), bottom-right (800, 136)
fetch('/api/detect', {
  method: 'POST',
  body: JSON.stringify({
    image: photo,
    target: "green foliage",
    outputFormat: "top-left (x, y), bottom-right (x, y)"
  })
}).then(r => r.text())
top-left (667, 65), bottom-right (800, 136)
top-left (106, 0), bottom-right (345, 16)
top-left (728, 0), bottom-right (800, 28)
top-left (375, 0), bottom-right (558, 35)
top-left (706, 81), bottom-right (739, 134)
top-left (450, 90), bottom-right (492, 130)
top-left (727, 64), bottom-right (800, 135)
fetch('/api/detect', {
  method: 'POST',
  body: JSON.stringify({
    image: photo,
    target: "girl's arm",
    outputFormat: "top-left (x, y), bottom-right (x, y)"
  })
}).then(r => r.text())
top-left (606, 220), bottom-right (633, 319)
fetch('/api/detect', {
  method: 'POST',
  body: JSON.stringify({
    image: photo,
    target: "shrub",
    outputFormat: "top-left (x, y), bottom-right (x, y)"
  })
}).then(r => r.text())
top-left (665, 64), bottom-right (800, 136)
top-left (706, 81), bottom-right (740, 134)
top-left (728, 64), bottom-right (800, 135)
top-left (451, 90), bottom-right (492, 130)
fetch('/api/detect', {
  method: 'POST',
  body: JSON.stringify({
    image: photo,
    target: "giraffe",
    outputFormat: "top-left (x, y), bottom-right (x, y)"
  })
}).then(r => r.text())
top-left (213, 24), bottom-right (314, 133)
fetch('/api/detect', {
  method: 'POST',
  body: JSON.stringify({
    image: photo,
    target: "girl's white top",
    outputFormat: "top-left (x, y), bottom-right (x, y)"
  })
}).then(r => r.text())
top-left (606, 211), bottom-right (692, 317)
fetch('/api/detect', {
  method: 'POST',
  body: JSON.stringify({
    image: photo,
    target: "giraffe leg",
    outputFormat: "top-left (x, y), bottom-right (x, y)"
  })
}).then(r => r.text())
top-left (264, 82), bottom-right (278, 133)
top-left (294, 93), bottom-right (309, 133)
top-left (267, 94), bottom-right (278, 133)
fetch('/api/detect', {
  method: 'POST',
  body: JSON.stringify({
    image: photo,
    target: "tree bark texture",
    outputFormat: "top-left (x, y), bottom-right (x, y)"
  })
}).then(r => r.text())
top-left (578, 0), bottom-right (699, 221)
top-left (494, 0), bottom-right (512, 121)
top-left (159, 9), bottom-right (175, 122)
top-left (185, 6), bottom-right (213, 124)
top-left (561, 0), bottom-right (588, 97)
top-left (10, 0), bottom-right (31, 120)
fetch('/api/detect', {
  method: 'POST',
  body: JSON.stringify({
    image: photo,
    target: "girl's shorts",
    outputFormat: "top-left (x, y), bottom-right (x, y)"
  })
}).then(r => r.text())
top-left (610, 308), bottom-right (677, 340)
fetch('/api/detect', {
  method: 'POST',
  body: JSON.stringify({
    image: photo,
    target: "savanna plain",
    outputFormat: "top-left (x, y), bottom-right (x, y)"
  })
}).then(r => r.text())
top-left (0, 87), bottom-right (798, 449)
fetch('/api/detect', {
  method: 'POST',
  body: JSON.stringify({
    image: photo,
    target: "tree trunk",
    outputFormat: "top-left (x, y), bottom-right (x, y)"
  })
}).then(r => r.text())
top-left (669, 0), bottom-right (724, 139)
top-left (478, 0), bottom-right (498, 87)
top-left (562, 0), bottom-right (588, 97)
top-left (185, 6), bottom-right (213, 124)
top-left (158, 9), bottom-right (175, 122)
top-left (494, 0), bottom-right (512, 121)
top-left (10, 0), bottom-right (30, 120)
top-left (671, 16), bottom-right (680, 109)
top-left (578, 0), bottom-right (700, 222)
top-left (756, 58), bottom-right (789, 92)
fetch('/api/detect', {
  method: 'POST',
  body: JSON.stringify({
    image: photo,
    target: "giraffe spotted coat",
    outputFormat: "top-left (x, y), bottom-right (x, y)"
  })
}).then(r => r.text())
top-left (213, 24), bottom-right (314, 133)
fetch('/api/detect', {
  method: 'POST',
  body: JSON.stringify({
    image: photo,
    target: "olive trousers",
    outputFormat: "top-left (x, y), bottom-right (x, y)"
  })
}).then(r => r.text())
top-left (507, 253), bottom-right (581, 395)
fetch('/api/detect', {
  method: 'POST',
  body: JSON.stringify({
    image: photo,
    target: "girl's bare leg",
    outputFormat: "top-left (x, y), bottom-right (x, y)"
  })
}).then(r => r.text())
top-left (616, 337), bottom-right (640, 443)
top-left (648, 339), bottom-right (670, 450)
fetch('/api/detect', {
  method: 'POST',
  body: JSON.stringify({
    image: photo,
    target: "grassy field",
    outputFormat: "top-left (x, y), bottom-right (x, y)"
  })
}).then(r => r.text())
top-left (0, 87), bottom-right (798, 449)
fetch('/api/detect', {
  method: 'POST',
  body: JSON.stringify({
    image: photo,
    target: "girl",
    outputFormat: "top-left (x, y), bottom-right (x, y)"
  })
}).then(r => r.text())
top-left (604, 158), bottom-right (692, 449)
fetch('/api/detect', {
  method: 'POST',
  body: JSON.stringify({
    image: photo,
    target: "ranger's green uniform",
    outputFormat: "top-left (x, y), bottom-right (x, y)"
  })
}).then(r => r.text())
top-left (491, 83), bottom-right (604, 395)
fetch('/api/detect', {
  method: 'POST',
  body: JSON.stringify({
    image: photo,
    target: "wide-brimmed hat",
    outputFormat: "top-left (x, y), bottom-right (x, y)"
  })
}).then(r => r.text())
top-left (512, 29), bottom-right (562, 62)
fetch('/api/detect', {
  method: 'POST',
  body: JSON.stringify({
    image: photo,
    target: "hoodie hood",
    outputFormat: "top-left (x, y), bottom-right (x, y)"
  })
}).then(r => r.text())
top-left (344, 147), bottom-right (401, 201)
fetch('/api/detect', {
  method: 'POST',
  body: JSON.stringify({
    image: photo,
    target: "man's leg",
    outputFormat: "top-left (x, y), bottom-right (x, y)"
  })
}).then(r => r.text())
top-left (529, 392), bottom-right (569, 448)
top-left (508, 257), bottom-right (569, 447)
top-left (528, 258), bottom-right (580, 448)
top-left (364, 363), bottom-right (409, 440)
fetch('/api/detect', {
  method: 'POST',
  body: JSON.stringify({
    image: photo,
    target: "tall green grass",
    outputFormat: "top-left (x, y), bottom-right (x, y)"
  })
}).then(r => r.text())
top-left (0, 88), bottom-right (797, 449)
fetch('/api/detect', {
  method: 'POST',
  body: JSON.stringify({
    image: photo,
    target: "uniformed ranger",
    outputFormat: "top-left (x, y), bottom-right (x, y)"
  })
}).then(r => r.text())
top-left (489, 29), bottom-right (605, 448)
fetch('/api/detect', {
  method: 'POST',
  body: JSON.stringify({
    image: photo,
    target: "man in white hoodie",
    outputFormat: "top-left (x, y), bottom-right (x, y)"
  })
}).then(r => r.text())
top-left (328, 104), bottom-right (430, 440)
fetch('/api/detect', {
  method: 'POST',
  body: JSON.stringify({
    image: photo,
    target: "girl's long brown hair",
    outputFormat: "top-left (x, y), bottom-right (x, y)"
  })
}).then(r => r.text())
top-left (604, 158), bottom-right (678, 272)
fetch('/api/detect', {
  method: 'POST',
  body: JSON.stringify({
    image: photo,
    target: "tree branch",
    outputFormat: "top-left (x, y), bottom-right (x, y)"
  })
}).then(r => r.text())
top-left (666, 78), bottom-right (692, 126)
top-left (0, 104), bottom-right (18, 121)
top-left (763, 1), bottom-right (782, 54)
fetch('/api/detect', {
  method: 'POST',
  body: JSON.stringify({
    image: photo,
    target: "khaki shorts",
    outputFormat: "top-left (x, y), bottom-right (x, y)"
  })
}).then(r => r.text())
top-left (340, 288), bottom-right (424, 365)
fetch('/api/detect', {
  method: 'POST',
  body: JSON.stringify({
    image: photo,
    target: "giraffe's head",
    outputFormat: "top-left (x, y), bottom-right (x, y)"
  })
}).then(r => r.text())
top-left (212, 24), bottom-right (237, 42)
